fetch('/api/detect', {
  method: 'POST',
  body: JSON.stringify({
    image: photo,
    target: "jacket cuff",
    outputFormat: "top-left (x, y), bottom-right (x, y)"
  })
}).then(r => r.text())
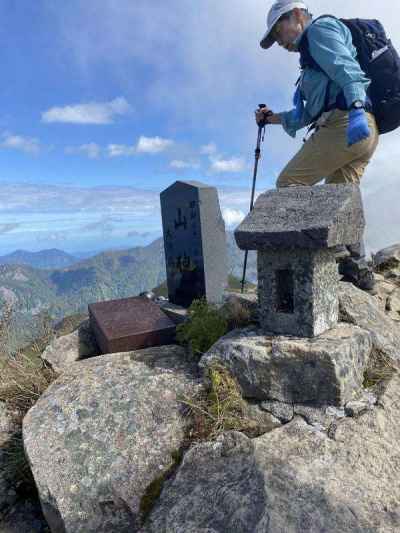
top-left (277, 112), bottom-right (297, 138)
top-left (343, 82), bottom-right (368, 109)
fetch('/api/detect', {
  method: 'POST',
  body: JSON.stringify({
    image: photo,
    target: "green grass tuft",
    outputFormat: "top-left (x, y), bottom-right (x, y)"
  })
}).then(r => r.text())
top-left (180, 365), bottom-right (262, 443)
top-left (176, 297), bottom-right (229, 357)
top-left (363, 349), bottom-right (397, 389)
top-left (0, 304), bottom-right (58, 493)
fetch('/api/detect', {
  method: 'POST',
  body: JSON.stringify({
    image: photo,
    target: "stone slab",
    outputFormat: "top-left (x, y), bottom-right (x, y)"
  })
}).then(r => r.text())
top-left (160, 180), bottom-right (228, 307)
top-left (199, 323), bottom-right (373, 407)
top-left (235, 184), bottom-right (365, 250)
top-left (88, 296), bottom-right (176, 354)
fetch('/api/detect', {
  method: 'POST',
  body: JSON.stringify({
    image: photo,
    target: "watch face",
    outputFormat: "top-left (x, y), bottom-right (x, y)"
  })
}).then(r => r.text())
top-left (353, 101), bottom-right (363, 109)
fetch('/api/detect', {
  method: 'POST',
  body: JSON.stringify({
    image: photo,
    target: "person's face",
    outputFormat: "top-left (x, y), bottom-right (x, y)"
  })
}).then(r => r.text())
top-left (272, 11), bottom-right (304, 52)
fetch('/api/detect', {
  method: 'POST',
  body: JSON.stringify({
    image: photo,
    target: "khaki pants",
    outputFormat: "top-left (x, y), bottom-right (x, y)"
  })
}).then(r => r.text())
top-left (277, 109), bottom-right (379, 187)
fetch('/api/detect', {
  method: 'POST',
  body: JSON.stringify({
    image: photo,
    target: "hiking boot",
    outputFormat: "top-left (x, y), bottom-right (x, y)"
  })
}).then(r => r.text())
top-left (340, 267), bottom-right (376, 292)
top-left (354, 269), bottom-right (376, 292)
top-left (338, 253), bottom-right (376, 292)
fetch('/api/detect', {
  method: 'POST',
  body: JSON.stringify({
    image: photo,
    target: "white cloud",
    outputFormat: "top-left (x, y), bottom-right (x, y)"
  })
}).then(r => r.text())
top-left (210, 157), bottom-right (245, 173)
top-left (170, 160), bottom-right (189, 169)
top-left (107, 143), bottom-right (136, 157)
top-left (360, 131), bottom-right (400, 253)
top-left (0, 183), bottom-right (164, 254)
top-left (136, 136), bottom-right (173, 154)
top-left (222, 207), bottom-right (246, 227)
top-left (104, 136), bottom-right (175, 157)
top-left (0, 183), bottom-right (160, 216)
top-left (1, 133), bottom-right (41, 155)
top-left (35, 231), bottom-right (66, 243)
top-left (47, 1), bottom-right (400, 157)
top-left (170, 159), bottom-right (200, 169)
top-left (65, 142), bottom-right (101, 159)
top-left (200, 142), bottom-right (217, 155)
top-left (42, 97), bottom-right (132, 125)
top-left (0, 223), bottom-right (20, 235)
top-left (9, 0), bottom-right (400, 253)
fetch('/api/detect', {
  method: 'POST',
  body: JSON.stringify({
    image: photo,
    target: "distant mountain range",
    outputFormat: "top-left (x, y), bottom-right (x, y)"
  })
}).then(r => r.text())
top-left (0, 233), bottom-right (256, 351)
top-left (0, 249), bottom-right (79, 269)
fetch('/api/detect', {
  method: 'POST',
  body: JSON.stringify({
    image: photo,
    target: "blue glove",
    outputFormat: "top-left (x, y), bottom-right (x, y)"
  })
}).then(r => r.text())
top-left (347, 109), bottom-right (370, 147)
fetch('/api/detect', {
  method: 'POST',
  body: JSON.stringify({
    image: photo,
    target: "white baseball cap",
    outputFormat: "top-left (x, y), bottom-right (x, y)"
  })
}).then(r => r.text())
top-left (260, 0), bottom-right (308, 49)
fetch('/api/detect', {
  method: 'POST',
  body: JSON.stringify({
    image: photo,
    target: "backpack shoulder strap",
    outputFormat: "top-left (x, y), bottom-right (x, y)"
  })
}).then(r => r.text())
top-left (298, 14), bottom-right (339, 70)
top-left (298, 15), bottom-right (347, 123)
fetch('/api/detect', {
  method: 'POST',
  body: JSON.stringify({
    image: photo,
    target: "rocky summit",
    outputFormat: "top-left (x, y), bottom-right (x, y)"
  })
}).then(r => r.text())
top-left (1, 242), bottom-right (400, 532)
top-left (142, 372), bottom-right (400, 533)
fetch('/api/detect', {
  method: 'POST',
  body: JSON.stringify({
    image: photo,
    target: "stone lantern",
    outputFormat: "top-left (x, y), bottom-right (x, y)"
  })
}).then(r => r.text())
top-left (235, 184), bottom-right (365, 338)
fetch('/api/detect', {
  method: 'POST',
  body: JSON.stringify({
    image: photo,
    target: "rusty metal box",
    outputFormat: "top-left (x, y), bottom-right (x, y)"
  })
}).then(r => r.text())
top-left (88, 296), bottom-right (177, 354)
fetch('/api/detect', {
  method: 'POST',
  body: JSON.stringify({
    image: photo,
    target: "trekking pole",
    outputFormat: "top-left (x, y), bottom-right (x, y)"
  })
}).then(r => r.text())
top-left (240, 104), bottom-right (270, 294)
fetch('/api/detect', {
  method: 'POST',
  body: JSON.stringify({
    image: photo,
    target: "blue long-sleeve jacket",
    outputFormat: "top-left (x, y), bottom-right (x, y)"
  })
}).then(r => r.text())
top-left (278, 16), bottom-right (371, 138)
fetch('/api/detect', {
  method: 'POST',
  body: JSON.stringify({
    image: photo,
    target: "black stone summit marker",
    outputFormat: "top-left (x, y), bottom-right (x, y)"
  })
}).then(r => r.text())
top-left (160, 180), bottom-right (228, 308)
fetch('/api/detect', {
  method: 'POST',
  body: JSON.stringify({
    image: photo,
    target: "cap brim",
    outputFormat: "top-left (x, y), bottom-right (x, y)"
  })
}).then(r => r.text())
top-left (260, 13), bottom-right (281, 50)
top-left (260, 30), bottom-right (276, 49)
top-left (260, 2), bottom-right (308, 50)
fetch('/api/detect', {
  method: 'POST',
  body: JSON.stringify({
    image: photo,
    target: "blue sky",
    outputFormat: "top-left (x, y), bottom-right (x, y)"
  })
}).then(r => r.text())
top-left (0, 0), bottom-right (399, 255)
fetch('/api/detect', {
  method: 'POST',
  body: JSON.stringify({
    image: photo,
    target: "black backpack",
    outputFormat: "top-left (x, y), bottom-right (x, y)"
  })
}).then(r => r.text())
top-left (298, 15), bottom-right (400, 134)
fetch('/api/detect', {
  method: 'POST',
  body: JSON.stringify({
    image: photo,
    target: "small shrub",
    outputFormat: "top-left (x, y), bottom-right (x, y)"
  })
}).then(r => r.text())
top-left (0, 350), bottom-right (58, 489)
top-left (1, 302), bottom-right (56, 363)
top-left (176, 297), bottom-right (228, 356)
top-left (0, 351), bottom-right (57, 413)
top-left (180, 365), bottom-right (260, 442)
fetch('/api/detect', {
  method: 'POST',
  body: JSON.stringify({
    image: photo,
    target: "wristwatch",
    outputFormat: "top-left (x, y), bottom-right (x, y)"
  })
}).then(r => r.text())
top-left (351, 100), bottom-right (365, 110)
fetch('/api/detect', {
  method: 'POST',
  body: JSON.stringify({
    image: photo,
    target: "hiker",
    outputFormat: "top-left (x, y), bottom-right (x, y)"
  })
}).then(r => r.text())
top-left (255, 0), bottom-right (379, 291)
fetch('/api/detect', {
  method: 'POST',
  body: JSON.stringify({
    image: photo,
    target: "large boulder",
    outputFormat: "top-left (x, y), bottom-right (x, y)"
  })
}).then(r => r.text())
top-left (41, 319), bottom-right (99, 373)
top-left (23, 345), bottom-right (201, 532)
top-left (142, 373), bottom-right (400, 533)
top-left (338, 282), bottom-right (400, 363)
top-left (199, 324), bottom-right (372, 406)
